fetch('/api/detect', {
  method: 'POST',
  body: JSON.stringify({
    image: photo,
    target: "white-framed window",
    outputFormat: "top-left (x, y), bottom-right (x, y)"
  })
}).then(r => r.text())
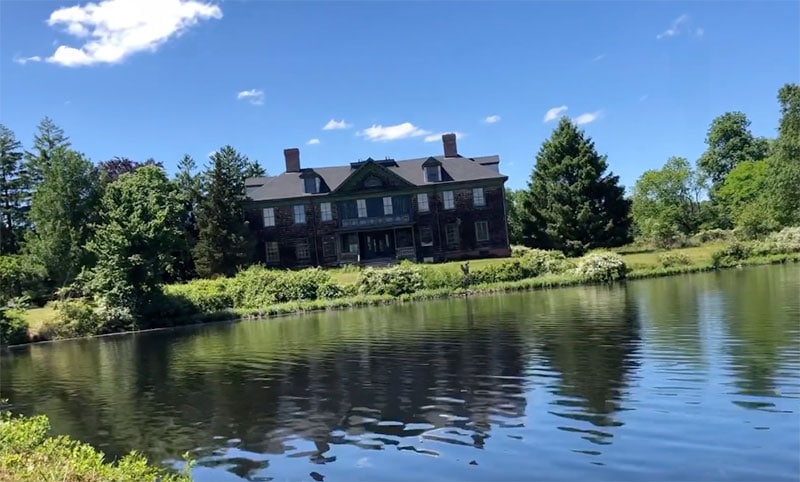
top-left (445, 223), bottom-right (459, 246)
top-left (304, 177), bottom-right (321, 194)
top-left (347, 234), bottom-right (359, 254)
top-left (475, 221), bottom-right (490, 242)
top-left (320, 202), bottom-right (332, 221)
top-left (419, 225), bottom-right (434, 246)
top-left (383, 196), bottom-right (393, 215)
top-left (262, 207), bottom-right (275, 227)
top-left (265, 241), bottom-right (280, 262)
top-left (443, 190), bottom-right (455, 210)
top-left (356, 199), bottom-right (367, 218)
top-left (293, 204), bottom-right (306, 224)
top-left (417, 193), bottom-right (429, 212)
top-left (473, 187), bottom-right (486, 207)
top-left (296, 240), bottom-right (310, 261)
top-left (425, 165), bottom-right (441, 182)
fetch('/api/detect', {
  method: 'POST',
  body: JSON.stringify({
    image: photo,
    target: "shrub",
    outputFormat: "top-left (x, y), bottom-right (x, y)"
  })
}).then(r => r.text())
top-left (519, 249), bottom-right (572, 275)
top-left (657, 252), bottom-right (691, 267)
top-left (0, 410), bottom-right (192, 482)
top-left (510, 245), bottom-right (533, 258)
top-left (53, 299), bottom-right (102, 337)
top-left (0, 255), bottom-right (48, 306)
top-left (229, 265), bottom-right (340, 307)
top-left (165, 278), bottom-right (233, 313)
top-left (358, 265), bottom-right (424, 296)
top-left (690, 229), bottom-right (734, 245)
top-left (750, 226), bottom-right (800, 256)
top-left (574, 251), bottom-right (627, 282)
top-left (711, 241), bottom-right (752, 267)
top-left (419, 266), bottom-right (462, 289)
top-left (0, 308), bottom-right (28, 346)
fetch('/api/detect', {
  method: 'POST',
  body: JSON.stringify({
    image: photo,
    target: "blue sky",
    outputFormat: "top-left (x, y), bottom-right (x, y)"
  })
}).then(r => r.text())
top-left (1, 0), bottom-right (798, 191)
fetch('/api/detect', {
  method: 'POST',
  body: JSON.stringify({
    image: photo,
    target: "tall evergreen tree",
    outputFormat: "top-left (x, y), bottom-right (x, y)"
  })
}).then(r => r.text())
top-left (243, 159), bottom-right (266, 178)
top-left (193, 146), bottom-right (254, 277)
top-left (25, 147), bottom-right (102, 288)
top-left (767, 83), bottom-right (800, 226)
top-left (172, 154), bottom-right (202, 280)
top-left (24, 117), bottom-right (71, 190)
top-left (0, 125), bottom-right (27, 254)
top-left (521, 117), bottom-right (631, 255)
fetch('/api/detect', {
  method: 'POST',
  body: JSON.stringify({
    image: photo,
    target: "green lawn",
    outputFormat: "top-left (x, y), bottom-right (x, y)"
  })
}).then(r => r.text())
top-left (21, 304), bottom-right (57, 337)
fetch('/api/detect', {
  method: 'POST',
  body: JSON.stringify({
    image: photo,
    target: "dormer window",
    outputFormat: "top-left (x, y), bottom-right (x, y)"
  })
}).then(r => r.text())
top-left (425, 165), bottom-right (441, 183)
top-left (304, 176), bottom-right (321, 194)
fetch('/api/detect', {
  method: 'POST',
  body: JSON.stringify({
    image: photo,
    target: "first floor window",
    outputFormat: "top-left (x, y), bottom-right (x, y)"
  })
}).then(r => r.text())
top-left (357, 199), bottom-right (367, 218)
top-left (443, 190), bottom-right (455, 210)
top-left (419, 225), bottom-right (434, 246)
top-left (293, 204), bottom-right (306, 224)
top-left (417, 193), bottom-right (429, 212)
top-left (320, 202), bottom-right (332, 221)
top-left (475, 221), bottom-right (490, 242)
top-left (322, 236), bottom-right (335, 258)
top-left (262, 207), bottom-right (275, 227)
top-left (265, 241), bottom-right (280, 262)
top-left (445, 223), bottom-right (459, 246)
top-left (347, 234), bottom-right (359, 254)
top-left (473, 187), bottom-right (486, 207)
top-left (296, 240), bottom-right (310, 261)
top-left (383, 196), bottom-right (393, 215)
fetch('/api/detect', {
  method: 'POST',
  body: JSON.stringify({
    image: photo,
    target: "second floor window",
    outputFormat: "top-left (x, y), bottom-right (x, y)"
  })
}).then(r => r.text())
top-left (425, 165), bottom-right (441, 182)
top-left (304, 177), bottom-right (320, 194)
top-left (357, 199), bottom-right (367, 218)
top-left (262, 207), bottom-right (275, 227)
top-left (320, 202), bottom-right (332, 221)
top-left (417, 193), bottom-right (429, 212)
top-left (473, 187), bottom-right (486, 207)
top-left (383, 196), bottom-right (393, 215)
top-left (293, 204), bottom-right (306, 224)
top-left (443, 190), bottom-right (455, 210)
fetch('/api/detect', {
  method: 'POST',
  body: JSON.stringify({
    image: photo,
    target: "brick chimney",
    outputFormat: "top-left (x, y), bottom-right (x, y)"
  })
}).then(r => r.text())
top-left (284, 148), bottom-right (300, 173)
top-left (442, 133), bottom-right (458, 157)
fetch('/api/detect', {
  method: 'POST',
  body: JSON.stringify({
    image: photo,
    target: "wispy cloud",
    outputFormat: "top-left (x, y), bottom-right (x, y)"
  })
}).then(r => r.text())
top-left (307, 138), bottom-right (320, 145)
top-left (639, 94), bottom-right (649, 102)
top-left (483, 115), bottom-right (501, 124)
top-left (424, 132), bottom-right (465, 143)
top-left (657, 14), bottom-right (704, 40)
top-left (237, 89), bottom-right (264, 106)
top-left (323, 119), bottom-right (351, 130)
top-left (13, 55), bottom-right (42, 65)
top-left (573, 111), bottom-right (603, 125)
top-left (543, 105), bottom-right (568, 122)
top-left (592, 53), bottom-right (606, 62)
top-left (43, 0), bottom-right (222, 67)
top-left (358, 122), bottom-right (430, 142)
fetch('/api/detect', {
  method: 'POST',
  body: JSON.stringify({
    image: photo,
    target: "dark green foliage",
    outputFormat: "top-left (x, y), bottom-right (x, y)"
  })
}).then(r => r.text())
top-left (86, 166), bottom-right (185, 326)
top-left (358, 265), bottom-right (424, 296)
top-left (25, 147), bottom-right (102, 288)
top-left (243, 159), bottom-right (267, 178)
top-left (522, 117), bottom-right (631, 256)
top-left (711, 242), bottom-right (752, 267)
top-left (0, 410), bottom-right (192, 482)
top-left (193, 146), bottom-right (254, 277)
top-left (0, 125), bottom-right (27, 254)
top-left (0, 255), bottom-right (47, 305)
top-left (767, 84), bottom-right (800, 226)
top-left (0, 308), bottom-right (28, 346)
top-left (505, 188), bottom-right (525, 245)
top-left (697, 111), bottom-right (769, 192)
top-left (23, 117), bottom-right (70, 190)
top-left (97, 156), bottom-right (164, 183)
top-left (172, 154), bottom-right (202, 280)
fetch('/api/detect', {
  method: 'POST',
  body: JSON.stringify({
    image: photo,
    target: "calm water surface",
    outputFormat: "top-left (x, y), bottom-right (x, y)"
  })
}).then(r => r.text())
top-left (2, 264), bottom-right (799, 481)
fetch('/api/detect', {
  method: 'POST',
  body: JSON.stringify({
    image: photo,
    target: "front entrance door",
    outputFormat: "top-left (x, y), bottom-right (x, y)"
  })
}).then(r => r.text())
top-left (361, 230), bottom-right (395, 260)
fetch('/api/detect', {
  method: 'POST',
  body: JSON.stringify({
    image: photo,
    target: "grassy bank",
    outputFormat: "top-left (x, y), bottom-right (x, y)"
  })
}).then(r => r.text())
top-left (0, 408), bottom-right (191, 482)
top-left (7, 227), bottom-right (800, 346)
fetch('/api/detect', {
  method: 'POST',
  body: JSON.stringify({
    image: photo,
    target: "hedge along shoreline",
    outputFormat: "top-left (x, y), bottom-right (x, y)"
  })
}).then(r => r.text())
top-left (5, 227), bottom-right (800, 347)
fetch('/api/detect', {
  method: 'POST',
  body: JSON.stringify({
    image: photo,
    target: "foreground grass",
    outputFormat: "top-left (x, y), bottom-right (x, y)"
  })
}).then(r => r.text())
top-left (0, 409), bottom-right (191, 482)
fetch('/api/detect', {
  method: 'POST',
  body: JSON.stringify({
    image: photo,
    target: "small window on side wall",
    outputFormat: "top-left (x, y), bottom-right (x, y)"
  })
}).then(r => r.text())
top-left (475, 221), bottom-right (490, 242)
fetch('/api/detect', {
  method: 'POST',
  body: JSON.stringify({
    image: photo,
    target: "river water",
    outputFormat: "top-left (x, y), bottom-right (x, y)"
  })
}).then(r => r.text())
top-left (2, 264), bottom-right (799, 481)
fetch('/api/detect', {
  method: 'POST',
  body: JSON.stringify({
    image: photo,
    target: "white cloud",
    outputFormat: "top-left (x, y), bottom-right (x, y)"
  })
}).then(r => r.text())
top-left (13, 55), bottom-right (42, 65)
top-left (657, 14), bottom-right (703, 40)
top-left (307, 138), bottom-right (320, 145)
top-left (358, 122), bottom-right (430, 142)
top-left (424, 132), bottom-right (465, 143)
top-left (639, 94), bottom-right (649, 102)
top-left (592, 53), bottom-right (606, 62)
top-left (44, 0), bottom-right (222, 67)
top-left (543, 105), bottom-right (568, 122)
top-left (484, 115), bottom-right (501, 124)
top-left (323, 119), bottom-right (352, 130)
top-left (573, 111), bottom-right (603, 125)
top-left (237, 89), bottom-right (264, 106)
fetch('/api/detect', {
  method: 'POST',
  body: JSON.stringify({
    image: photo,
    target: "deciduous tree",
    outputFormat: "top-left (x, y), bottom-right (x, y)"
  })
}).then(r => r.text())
top-left (697, 112), bottom-right (769, 192)
top-left (767, 83), bottom-right (800, 226)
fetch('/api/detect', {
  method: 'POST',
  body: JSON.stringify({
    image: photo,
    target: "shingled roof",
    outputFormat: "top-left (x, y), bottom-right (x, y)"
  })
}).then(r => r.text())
top-left (246, 134), bottom-right (506, 202)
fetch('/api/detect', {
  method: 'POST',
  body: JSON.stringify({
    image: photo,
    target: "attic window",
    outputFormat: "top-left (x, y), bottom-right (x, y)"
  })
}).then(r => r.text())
top-left (425, 165), bottom-right (441, 183)
top-left (304, 176), bottom-right (321, 194)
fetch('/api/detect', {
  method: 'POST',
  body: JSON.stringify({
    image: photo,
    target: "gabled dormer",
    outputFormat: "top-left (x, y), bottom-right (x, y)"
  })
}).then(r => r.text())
top-left (422, 157), bottom-right (442, 183)
top-left (300, 170), bottom-right (323, 194)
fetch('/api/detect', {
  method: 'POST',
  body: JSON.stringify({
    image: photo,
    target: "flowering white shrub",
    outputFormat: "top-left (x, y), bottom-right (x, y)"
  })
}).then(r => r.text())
top-left (574, 251), bottom-right (627, 282)
top-left (752, 226), bottom-right (800, 255)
